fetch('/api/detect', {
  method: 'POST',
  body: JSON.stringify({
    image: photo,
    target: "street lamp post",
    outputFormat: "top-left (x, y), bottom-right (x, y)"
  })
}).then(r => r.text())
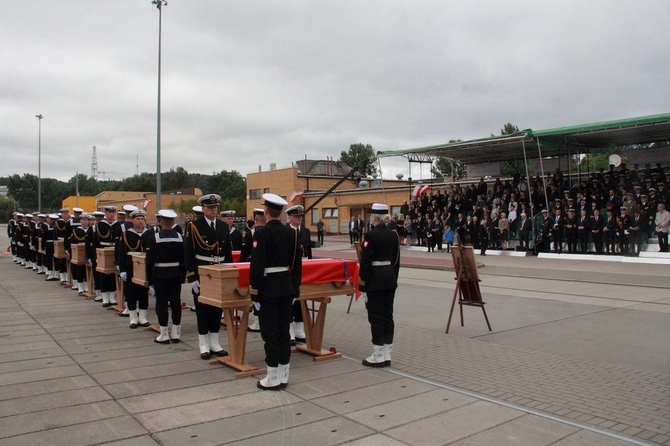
top-left (152, 0), bottom-right (167, 212)
top-left (36, 114), bottom-right (43, 212)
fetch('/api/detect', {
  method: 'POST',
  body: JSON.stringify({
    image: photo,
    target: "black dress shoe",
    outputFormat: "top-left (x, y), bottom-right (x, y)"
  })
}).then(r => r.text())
top-left (171, 338), bottom-right (180, 344)
top-left (200, 352), bottom-right (211, 360)
top-left (118, 312), bottom-right (129, 318)
top-left (280, 383), bottom-right (288, 390)
top-left (290, 339), bottom-right (296, 347)
top-left (210, 349), bottom-right (228, 357)
top-left (385, 360), bottom-right (391, 367)
top-left (154, 338), bottom-right (170, 345)
top-left (102, 303), bottom-right (112, 307)
top-left (257, 381), bottom-right (282, 391)
top-left (140, 321), bottom-right (151, 327)
top-left (129, 323), bottom-right (139, 329)
top-left (294, 337), bottom-right (306, 344)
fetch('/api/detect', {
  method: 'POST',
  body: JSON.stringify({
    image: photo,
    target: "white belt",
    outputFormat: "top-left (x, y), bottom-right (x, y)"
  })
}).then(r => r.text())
top-left (195, 254), bottom-right (225, 263)
top-left (99, 241), bottom-right (114, 247)
top-left (155, 262), bottom-right (180, 267)
top-left (46, 240), bottom-right (54, 243)
top-left (371, 261), bottom-right (391, 266)
top-left (264, 266), bottom-right (289, 274)
top-left (127, 251), bottom-right (142, 256)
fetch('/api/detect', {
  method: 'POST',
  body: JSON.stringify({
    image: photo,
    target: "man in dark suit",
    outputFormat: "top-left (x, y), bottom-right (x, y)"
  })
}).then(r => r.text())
top-left (184, 194), bottom-right (233, 360)
top-left (577, 209), bottom-right (590, 253)
top-left (286, 205), bottom-right (312, 345)
top-left (517, 212), bottom-right (532, 251)
top-left (564, 209), bottom-right (578, 253)
top-left (250, 194), bottom-right (302, 390)
top-left (628, 210), bottom-right (646, 256)
top-left (551, 209), bottom-right (565, 253)
top-left (349, 216), bottom-right (359, 246)
top-left (590, 209), bottom-right (604, 254)
top-left (603, 208), bottom-right (617, 254)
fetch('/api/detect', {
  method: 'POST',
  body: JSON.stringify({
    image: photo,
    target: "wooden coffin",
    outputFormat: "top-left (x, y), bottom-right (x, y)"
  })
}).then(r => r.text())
top-left (70, 243), bottom-right (87, 265)
top-left (54, 240), bottom-right (66, 259)
top-left (198, 265), bottom-right (249, 309)
top-left (131, 253), bottom-right (148, 287)
top-left (95, 247), bottom-right (116, 274)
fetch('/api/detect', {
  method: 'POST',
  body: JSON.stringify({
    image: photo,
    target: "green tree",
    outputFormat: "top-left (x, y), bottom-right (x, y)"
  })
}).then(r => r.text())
top-left (162, 167), bottom-right (192, 191)
top-left (0, 195), bottom-right (19, 221)
top-left (206, 170), bottom-right (246, 203)
top-left (339, 143), bottom-right (378, 176)
top-left (495, 123), bottom-right (529, 177)
top-left (431, 140), bottom-right (466, 180)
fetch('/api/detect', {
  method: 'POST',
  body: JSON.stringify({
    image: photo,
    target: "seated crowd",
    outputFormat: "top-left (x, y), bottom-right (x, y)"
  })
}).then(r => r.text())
top-left (389, 164), bottom-right (670, 255)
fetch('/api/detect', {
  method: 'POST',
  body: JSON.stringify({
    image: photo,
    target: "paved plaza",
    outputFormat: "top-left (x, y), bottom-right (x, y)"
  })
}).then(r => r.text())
top-left (1, 227), bottom-right (669, 445)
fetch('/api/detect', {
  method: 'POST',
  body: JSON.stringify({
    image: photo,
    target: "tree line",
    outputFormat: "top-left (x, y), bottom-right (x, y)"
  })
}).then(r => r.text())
top-left (0, 167), bottom-right (245, 222)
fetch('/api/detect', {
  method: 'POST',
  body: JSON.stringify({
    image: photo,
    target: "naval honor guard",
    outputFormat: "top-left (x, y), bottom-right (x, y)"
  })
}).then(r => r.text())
top-left (146, 209), bottom-right (186, 344)
top-left (359, 203), bottom-right (400, 368)
top-left (249, 194), bottom-right (302, 390)
top-left (185, 194), bottom-right (233, 359)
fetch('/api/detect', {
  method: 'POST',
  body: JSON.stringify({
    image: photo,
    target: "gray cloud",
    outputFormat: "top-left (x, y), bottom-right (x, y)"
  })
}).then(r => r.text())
top-left (2, 0), bottom-right (669, 182)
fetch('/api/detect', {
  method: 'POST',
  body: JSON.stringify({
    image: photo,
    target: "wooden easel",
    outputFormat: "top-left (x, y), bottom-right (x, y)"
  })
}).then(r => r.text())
top-left (296, 285), bottom-right (344, 362)
top-left (82, 264), bottom-right (96, 299)
top-left (446, 236), bottom-right (491, 333)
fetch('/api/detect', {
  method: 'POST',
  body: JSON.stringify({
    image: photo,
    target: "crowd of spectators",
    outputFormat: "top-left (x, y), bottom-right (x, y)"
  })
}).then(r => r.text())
top-left (388, 163), bottom-right (670, 255)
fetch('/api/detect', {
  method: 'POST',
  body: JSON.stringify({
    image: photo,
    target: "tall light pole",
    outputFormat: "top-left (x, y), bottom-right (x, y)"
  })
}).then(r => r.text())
top-left (152, 0), bottom-right (167, 212)
top-left (36, 114), bottom-right (43, 212)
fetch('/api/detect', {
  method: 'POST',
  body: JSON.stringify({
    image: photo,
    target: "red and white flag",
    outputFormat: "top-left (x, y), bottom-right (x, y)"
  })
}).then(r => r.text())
top-left (289, 191), bottom-right (304, 203)
top-left (142, 199), bottom-right (152, 209)
top-left (412, 185), bottom-right (431, 198)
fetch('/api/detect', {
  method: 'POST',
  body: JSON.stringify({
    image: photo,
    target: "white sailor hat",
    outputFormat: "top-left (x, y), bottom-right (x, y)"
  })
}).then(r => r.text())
top-left (59, 208), bottom-right (69, 213)
top-left (370, 203), bottom-right (388, 214)
top-left (38, 213), bottom-right (46, 218)
top-left (72, 207), bottom-right (84, 213)
top-left (285, 205), bottom-right (304, 216)
top-left (192, 205), bottom-right (203, 215)
top-left (158, 209), bottom-right (177, 219)
top-left (103, 205), bottom-right (117, 212)
top-left (541, 209), bottom-right (548, 213)
top-left (220, 210), bottom-right (236, 217)
top-left (32, 211), bottom-right (39, 216)
top-left (129, 209), bottom-right (146, 218)
top-left (117, 211), bottom-right (126, 216)
top-left (84, 214), bottom-right (94, 219)
top-left (48, 213), bottom-right (59, 219)
top-left (568, 208), bottom-right (575, 212)
top-left (123, 204), bottom-right (138, 213)
top-left (92, 211), bottom-right (105, 217)
top-left (262, 193), bottom-right (287, 210)
top-left (253, 208), bottom-right (265, 217)
top-left (16, 213), bottom-right (24, 217)
top-left (198, 194), bottom-right (221, 206)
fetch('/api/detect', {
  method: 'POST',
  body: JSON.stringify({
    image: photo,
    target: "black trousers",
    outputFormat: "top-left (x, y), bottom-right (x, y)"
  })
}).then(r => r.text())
top-left (258, 297), bottom-right (293, 367)
top-left (366, 288), bottom-right (396, 346)
top-left (317, 230), bottom-right (324, 245)
top-left (154, 277), bottom-right (182, 326)
top-left (124, 280), bottom-right (148, 310)
top-left (100, 272), bottom-right (116, 293)
top-left (658, 232), bottom-right (669, 252)
top-left (291, 299), bottom-right (303, 323)
top-left (193, 291), bottom-right (223, 335)
top-left (72, 264), bottom-right (86, 282)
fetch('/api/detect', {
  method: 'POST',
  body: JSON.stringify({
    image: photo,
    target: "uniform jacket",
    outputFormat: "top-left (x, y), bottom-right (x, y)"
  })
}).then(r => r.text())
top-left (184, 216), bottom-right (233, 283)
top-left (145, 228), bottom-right (186, 285)
top-left (359, 223), bottom-right (400, 293)
top-left (248, 220), bottom-right (302, 302)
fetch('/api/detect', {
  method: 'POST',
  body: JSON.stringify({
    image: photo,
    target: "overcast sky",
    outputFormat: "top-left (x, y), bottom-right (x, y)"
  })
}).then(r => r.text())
top-left (2, 0), bottom-right (669, 183)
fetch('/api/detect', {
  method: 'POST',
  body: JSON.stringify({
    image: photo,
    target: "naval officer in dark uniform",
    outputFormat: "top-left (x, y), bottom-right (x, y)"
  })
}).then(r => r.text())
top-left (146, 209), bottom-right (185, 344)
top-left (359, 203), bottom-right (400, 368)
top-left (184, 194), bottom-right (233, 360)
top-left (249, 193), bottom-right (302, 390)
top-left (285, 204), bottom-right (312, 345)
top-left (220, 210), bottom-right (243, 251)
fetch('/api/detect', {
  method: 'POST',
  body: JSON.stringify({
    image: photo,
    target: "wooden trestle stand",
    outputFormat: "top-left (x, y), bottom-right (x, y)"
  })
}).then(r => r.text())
top-left (198, 260), bottom-right (357, 377)
top-left (71, 244), bottom-right (95, 299)
top-left (95, 248), bottom-right (124, 313)
top-left (131, 253), bottom-right (159, 333)
top-left (446, 237), bottom-right (492, 333)
top-left (53, 240), bottom-right (73, 288)
top-left (198, 265), bottom-right (262, 378)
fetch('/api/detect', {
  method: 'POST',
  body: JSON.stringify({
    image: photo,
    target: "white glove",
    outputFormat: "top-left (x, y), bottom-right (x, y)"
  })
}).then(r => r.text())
top-left (191, 280), bottom-right (200, 294)
top-left (149, 285), bottom-right (155, 296)
top-left (360, 292), bottom-right (368, 303)
top-left (253, 301), bottom-right (261, 311)
top-left (120, 272), bottom-right (127, 282)
top-left (88, 259), bottom-right (93, 266)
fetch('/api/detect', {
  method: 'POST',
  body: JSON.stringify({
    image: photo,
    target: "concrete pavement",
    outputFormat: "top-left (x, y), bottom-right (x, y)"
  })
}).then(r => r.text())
top-left (1, 227), bottom-right (668, 445)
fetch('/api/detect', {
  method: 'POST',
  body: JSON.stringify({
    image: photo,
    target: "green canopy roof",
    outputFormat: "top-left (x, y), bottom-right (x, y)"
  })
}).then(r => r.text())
top-left (377, 113), bottom-right (670, 165)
